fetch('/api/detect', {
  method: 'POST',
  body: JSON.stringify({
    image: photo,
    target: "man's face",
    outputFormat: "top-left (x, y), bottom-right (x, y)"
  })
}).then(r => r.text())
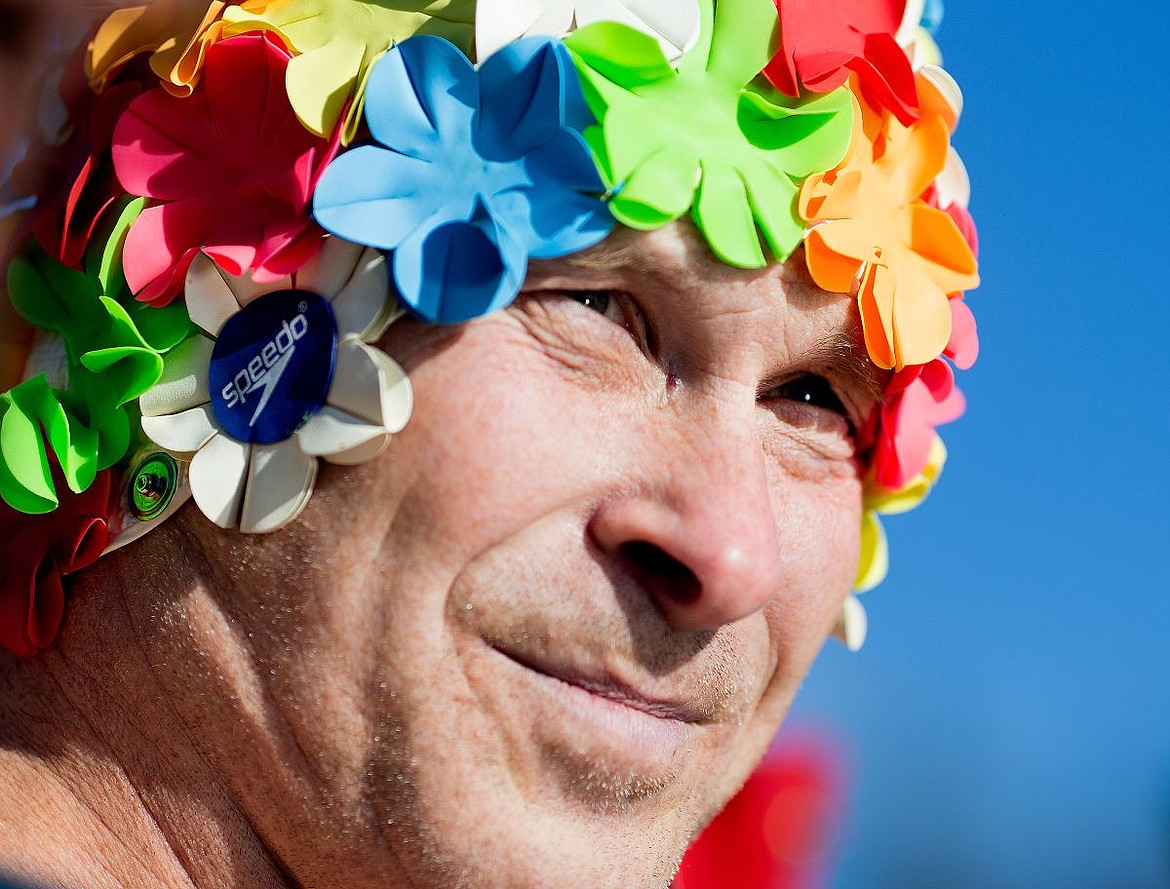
top-left (138, 222), bottom-right (877, 887)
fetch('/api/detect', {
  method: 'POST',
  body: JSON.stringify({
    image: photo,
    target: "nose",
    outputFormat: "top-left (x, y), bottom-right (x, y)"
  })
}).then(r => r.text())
top-left (587, 409), bottom-right (784, 632)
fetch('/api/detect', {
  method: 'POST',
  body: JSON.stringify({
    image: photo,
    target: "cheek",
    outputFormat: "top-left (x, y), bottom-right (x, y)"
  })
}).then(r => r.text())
top-left (765, 471), bottom-right (862, 686)
top-left (373, 320), bottom-right (609, 578)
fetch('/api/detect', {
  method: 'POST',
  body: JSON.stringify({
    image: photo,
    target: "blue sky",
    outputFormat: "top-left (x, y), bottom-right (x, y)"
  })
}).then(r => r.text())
top-left (786, 2), bottom-right (1170, 887)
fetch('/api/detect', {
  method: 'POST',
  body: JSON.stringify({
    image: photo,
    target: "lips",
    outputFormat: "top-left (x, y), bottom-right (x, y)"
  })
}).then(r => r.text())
top-left (490, 644), bottom-right (714, 725)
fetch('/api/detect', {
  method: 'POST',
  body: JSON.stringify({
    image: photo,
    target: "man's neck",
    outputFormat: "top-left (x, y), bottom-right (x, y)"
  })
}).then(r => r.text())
top-left (0, 569), bottom-right (293, 889)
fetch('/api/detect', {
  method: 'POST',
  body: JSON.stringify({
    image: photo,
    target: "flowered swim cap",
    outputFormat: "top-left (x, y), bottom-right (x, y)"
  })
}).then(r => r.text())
top-left (0, 0), bottom-right (979, 657)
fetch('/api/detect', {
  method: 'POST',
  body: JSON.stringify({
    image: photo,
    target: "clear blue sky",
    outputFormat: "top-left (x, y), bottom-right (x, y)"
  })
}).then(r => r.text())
top-left (786, 2), bottom-right (1170, 887)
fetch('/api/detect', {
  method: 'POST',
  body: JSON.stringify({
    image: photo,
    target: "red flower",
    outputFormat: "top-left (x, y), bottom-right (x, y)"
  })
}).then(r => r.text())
top-left (872, 356), bottom-right (965, 489)
top-left (34, 80), bottom-right (143, 269)
top-left (111, 33), bottom-right (338, 305)
top-left (764, 0), bottom-right (920, 125)
top-left (674, 741), bottom-right (843, 889)
top-left (0, 470), bottom-right (115, 658)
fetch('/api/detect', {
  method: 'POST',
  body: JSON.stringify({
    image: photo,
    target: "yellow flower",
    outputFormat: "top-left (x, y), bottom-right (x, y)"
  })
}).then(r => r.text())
top-left (219, 0), bottom-right (475, 141)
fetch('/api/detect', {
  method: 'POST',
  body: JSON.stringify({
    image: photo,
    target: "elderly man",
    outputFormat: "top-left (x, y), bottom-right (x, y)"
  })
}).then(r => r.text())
top-left (0, 1), bottom-right (979, 887)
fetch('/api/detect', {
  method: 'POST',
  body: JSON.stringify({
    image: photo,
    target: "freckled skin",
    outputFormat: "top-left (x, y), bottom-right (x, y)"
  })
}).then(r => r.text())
top-left (0, 224), bottom-right (873, 888)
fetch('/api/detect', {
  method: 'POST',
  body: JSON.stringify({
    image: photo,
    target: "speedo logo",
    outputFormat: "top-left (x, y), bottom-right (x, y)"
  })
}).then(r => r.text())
top-left (219, 313), bottom-right (309, 427)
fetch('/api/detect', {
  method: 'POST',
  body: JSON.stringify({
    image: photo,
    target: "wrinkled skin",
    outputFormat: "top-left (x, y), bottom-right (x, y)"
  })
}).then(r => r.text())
top-left (40, 223), bottom-right (878, 889)
top-left (0, 4), bottom-right (881, 886)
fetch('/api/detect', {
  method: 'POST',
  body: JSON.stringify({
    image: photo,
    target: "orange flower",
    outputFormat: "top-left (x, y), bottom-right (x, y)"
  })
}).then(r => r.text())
top-left (87, 1), bottom-right (234, 97)
top-left (799, 94), bottom-right (978, 370)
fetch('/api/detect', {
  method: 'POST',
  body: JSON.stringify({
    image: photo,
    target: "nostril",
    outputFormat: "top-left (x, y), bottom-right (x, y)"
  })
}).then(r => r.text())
top-left (621, 540), bottom-right (701, 606)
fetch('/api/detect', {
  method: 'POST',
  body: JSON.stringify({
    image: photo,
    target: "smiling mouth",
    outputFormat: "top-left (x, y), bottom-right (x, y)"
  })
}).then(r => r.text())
top-left (490, 645), bottom-right (710, 725)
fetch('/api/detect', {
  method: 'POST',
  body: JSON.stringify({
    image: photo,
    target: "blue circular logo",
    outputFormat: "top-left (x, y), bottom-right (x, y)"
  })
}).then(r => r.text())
top-left (209, 289), bottom-right (338, 445)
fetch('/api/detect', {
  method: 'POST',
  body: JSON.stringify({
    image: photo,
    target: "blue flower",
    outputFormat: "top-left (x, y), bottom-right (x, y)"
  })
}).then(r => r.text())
top-left (312, 35), bottom-right (614, 324)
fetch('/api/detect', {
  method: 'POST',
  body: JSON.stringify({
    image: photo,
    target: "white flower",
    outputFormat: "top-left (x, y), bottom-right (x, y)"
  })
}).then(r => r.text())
top-left (139, 238), bottom-right (413, 533)
top-left (475, 0), bottom-right (701, 64)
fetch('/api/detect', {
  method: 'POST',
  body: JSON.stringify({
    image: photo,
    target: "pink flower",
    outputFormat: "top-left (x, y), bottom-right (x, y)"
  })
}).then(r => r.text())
top-left (764, 0), bottom-right (920, 125)
top-left (871, 354), bottom-right (964, 489)
top-left (0, 470), bottom-right (114, 658)
top-left (111, 33), bottom-right (338, 305)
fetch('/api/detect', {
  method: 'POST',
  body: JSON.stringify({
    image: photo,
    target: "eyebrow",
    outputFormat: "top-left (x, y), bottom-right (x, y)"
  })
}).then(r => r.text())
top-left (771, 330), bottom-right (888, 408)
top-left (552, 240), bottom-right (703, 291)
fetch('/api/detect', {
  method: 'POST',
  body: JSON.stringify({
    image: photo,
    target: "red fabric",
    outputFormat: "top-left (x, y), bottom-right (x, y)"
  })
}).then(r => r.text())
top-left (0, 470), bottom-right (115, 658)
top-left (674, 743), bottom-right (843, 889)
top-left (111, 33), bottom-right (339, 305)
top-left (764, 0), bottom-right (920, 125)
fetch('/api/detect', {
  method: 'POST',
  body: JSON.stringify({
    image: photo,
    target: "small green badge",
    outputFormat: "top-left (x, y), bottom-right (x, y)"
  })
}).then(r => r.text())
top-left (129, 452), bottom-right (179, 521)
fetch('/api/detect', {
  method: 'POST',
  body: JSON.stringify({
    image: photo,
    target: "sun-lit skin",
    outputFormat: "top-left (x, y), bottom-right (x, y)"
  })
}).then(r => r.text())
top-left (0, 222), bottom-right (881, 888)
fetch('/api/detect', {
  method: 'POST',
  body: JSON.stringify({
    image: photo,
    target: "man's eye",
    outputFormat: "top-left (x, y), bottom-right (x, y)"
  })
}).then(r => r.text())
top-left (567, 290), bottom-right (612, 315)
top-left (767, 374), bottom-right (850, 419)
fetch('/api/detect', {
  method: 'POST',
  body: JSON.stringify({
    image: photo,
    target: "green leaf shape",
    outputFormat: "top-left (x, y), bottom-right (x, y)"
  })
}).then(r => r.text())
top-left (1, 208), bottom-right (192, 513)
top-left (0, 378), bottom-right (99, 514)
top-left (566, 0), bottom-right (854, 268)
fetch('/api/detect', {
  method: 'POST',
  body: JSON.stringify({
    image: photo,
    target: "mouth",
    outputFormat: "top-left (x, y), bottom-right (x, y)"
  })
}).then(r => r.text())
top-left (493, 646), bottom-right (709, 724)
top-left (485, 643), bottom-right (709, 781)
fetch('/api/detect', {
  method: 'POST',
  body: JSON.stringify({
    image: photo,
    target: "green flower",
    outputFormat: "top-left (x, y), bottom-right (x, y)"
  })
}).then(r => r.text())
top-left (565, 0), bottom-right (854, 267)
top-left (1, 199), bottom-right (191, 513)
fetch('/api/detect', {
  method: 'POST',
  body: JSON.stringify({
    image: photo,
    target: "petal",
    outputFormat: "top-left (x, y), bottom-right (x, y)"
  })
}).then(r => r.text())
top-left (906, 202), bottom-right (978, 292)
top-left (392, 211), bottom-right (527, 324)
top-left (330, 248), bottom-right (397, 340)
top-left (609, 142), bottom-right (701, 230)
top-left (189, 433), bottom-right (250, 529)
top-left (889, 262), bottom-right (951, 369)
top-left (577, 0), bottom-right (702, 62)
top-left (141, 404), bottom-right (218, 453)
top-left (122, 201), bottom-right (213, 300)
top-left (475, 0), bottom-right (571, 62)
top-left (323, 435), bottom-right (391, 466)
top-left (881, 114), bottom-right (949, 205)
top-left (518, 130), bottom-right (614, 259)
top-left (283, 36), bottom-right (364, 139)
top-left (944, 296), bottom-right (978, 370)
top-left (832, 594), bottom-right (868, 652)
top-left (28, 557), bottom-right (67, 651)
top-left (741, 155), bottom-right (803, 262)
top-left (185, 253), bottom-right (244, 337)
top-left (202, 35), bottom-right (294, 157)
top-left (803, 227), bottom-right (862, 294)
top-left (297, 406), bottom-right (388, 460)
top-left (477, 38), bottom-right (573, 158)
top-left (917, 64), bottom-right (962, 129)
top-left (857, 262), bottom-right (898, 369)
top-left (327, 340), bottom-right (414, 433)
top-left (364, 36), bottom-right (478, 160)
top-left (112, 90), bottom-right (220, 201)
top-left (693, 160), bottom-right (765, 269)
top-left (853, 511), bottom-right (889, 594)
top-left (239, 439), bottom-right (317, 534)
top-left (313, 146), bottom-right (447, 251)
top-left (139, 336), bottom-right (213, 417)
top-left (295, 235), bottom-right (366, 300)
top-left (933, 147), bottom-right (970, 210)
